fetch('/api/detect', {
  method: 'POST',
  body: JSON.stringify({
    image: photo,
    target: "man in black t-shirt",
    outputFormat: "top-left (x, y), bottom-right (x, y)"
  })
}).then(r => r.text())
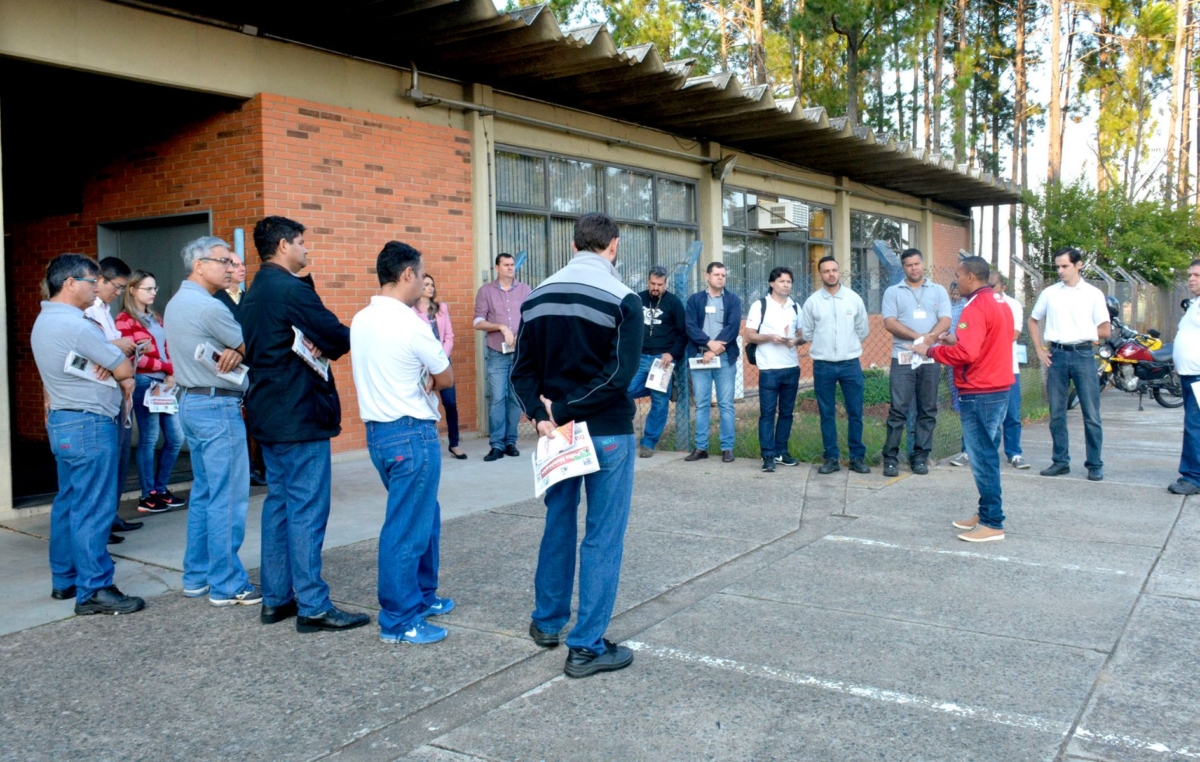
top-left (627, 266), bottom-right (687, 457)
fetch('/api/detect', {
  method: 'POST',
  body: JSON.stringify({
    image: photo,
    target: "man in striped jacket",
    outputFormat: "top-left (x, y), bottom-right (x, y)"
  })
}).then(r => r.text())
top-left (510, 212), bottom-right (643, 679)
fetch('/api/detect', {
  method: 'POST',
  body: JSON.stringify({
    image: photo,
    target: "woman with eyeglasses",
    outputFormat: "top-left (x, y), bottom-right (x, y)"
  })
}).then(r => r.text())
top-left (414, 274), bottom-right (466, 459)
top-left (115, 270), bottom-right (187, 513)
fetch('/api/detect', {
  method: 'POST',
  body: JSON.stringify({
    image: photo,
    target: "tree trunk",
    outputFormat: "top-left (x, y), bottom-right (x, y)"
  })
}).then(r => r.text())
top-left (789, 0), bottom-right (804, 102)
top-left (1168, 0), bottom-right (1189, 204)
top-left (923, 35), bottom-right (932, 148)
top-left (911, 41), bottom-right (920, 142)
top-left (847, 36), bottom-right (861, 124)
top-left (955, 0), bottom-right (969, 163)
top-left (753, 0), bottom-right (767, 85)
top-left (1048, 0), bottom-right (1063, 184)
top-left (1011, 0), bottom-right (1027, 285)
top-left (895, 35), bottom-right (905, 139)
top-left (1097, 10), bottom-right (1111, 191)
top-left (1177, 0), bottom-right (1194, 204)
top-left (719, 0), bottom-right (729, 71)
top-left (934, 5), bottom-right (945, 149)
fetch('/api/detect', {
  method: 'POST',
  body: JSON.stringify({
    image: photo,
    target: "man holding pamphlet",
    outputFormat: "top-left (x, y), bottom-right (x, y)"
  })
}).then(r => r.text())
top-left (626, 265), bottom-right (687, 458)
top-left (165, 236), bottom-right (260, 608)
top-left (511, 213), bottom-right (643, 679)
top-left (239, 216), bottom-right (367, 633)
top-left (683, 262), bottom-right (742, 463)
top-left (744, 266), bottom-right (804, 473)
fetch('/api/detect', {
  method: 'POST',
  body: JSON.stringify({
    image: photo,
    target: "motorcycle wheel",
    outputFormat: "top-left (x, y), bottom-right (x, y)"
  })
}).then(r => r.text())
top-left (1153, 373), bottom-right (1185, 408)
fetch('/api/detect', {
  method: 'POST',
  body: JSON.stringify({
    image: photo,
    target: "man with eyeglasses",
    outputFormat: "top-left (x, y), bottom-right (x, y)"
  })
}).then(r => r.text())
top-left (82, 257), bottom-right (145, 540)
top-left (165, 236), bottom-right (261, 608)
top-left (215, 253), bottom-right (247, 317)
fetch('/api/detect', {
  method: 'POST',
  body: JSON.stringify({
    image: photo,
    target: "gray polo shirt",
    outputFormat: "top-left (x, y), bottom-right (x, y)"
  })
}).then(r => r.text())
top-left (164, 280), bottom-right (247, 391)
top-left (32, 301), bottom-right (126, 417)
top-left (880, 279), bottom-right (951, 359)
top-left (703, 291), bottom-right (725, 339)
top-left (800, 286), bottom-right (870, 362)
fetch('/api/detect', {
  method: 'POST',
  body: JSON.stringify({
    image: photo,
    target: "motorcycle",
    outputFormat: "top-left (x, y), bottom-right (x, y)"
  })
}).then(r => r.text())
top-left (1069, 296), bottom-right (1184, 410)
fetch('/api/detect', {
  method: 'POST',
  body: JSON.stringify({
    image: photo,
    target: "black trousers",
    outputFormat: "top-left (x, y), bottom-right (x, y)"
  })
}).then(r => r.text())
top-left (883, 359), bottom-right (941, 461)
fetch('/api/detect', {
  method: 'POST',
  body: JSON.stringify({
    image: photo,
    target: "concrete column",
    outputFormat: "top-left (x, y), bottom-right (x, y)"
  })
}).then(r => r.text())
top-left (833, 176), bottom-right (852, 268)
top-left (466, 83), bottom-right (495, 439)
top-left (0, 97), bottom-right (13, 518)
top-left (696, 142), bottom-right (724, 270)
top-left (920, 199), bottom-right (935, 260)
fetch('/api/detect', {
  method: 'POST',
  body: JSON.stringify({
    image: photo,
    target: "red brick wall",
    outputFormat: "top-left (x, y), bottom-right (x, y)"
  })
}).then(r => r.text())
top-left (933, 219), bottom-right (970, 276)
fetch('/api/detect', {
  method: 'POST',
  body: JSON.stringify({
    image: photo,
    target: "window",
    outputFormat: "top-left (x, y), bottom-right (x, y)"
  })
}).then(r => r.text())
top-left (495, 148), bottom-right (699, 292)
top-left (850, 212), bottom-right (918, 313)
top-left (721, 188), bottom-right (833, 305)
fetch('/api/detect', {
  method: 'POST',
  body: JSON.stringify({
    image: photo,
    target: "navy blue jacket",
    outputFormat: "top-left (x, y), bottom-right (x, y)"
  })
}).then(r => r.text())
top-left (684, 289), bottom-right (742, 362)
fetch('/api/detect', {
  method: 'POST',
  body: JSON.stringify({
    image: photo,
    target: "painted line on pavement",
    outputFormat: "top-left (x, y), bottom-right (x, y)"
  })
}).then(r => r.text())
top-left (822, 535), bottom-right (1135, 576)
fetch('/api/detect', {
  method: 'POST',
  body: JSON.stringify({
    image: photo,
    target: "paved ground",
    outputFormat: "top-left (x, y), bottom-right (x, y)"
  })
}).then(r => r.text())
top-left (1, 391), bottom-right (1197, 761)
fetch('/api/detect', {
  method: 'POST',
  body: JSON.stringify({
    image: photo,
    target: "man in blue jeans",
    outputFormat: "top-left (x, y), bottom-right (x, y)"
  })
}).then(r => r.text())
top-left (627, 266), bottom-right (687, 457)
top-left (352, 241), bottom-right (455, 646)
top-left (511, 213), bottom-right (643, 678)
top-left (990, 272), bottom-right (1031, 470)
top-left (1170, 260), bottom-right (1200, 495)
top-left (916, 257), bottom-right (1014, 542)
top-left (240, 216), bottom-right (369, 633)
top-left (683, 262), bottom-right (742, 463)
top-left (33, 254), bottom-right (144, 615)
top-left (745, 267), bottom-right (803, 472)
top-left (474, 253), bottom-right (532, 462)
top-left (801, 256), bottom-right (871, 474)
top-left (165, 236), bottom-right (261, 608)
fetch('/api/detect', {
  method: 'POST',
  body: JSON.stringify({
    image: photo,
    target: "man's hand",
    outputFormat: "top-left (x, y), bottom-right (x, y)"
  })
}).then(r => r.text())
top-left (162, 375), bottom-right (176, 390)
top-left (937, 331), bottom-right (958, 347)
top-left (114, 337), bottom-right (137, 356)
top-left (539, 394), bottom-right (558, 426)
top-left (500, 326), bottom-right (515, 347)
top-left (660, 353), bottom-right (673, 366)
top-left (1036, 346), bottom-right (1053, 368)
top-left (94, 366), bottom-right (113, 382)
top-left (424, 372), bottom-right (436, 393)
top-left (537, 420), bottom-right (557, 438)
top-left (706, 339), bottom-right (725, 354)
top-left (216, 348), bottom-right (243, 374)
top-left (701, 350), bottom-right (716, 364)
top-left (913, 342), bottom-right (932, 358)
top-left (303, 338), bottom-right (323, 360)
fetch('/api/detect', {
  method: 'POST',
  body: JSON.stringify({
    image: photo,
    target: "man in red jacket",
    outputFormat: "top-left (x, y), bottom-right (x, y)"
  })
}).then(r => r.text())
top-left (914, 256), bottom-right (1014, 542)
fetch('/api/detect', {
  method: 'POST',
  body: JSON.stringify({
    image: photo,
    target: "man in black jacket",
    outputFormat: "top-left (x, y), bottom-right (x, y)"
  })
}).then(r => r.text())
top-left (627, 265), bottom-right (687, 458)
top-left (239, 216), bottom-right (369, 633)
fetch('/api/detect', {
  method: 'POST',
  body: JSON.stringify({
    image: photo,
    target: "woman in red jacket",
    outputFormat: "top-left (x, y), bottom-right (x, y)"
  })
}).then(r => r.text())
top-left (116, 270), bottom-right (185, 513)
top-left (414, 274), bottom-right (465, 459)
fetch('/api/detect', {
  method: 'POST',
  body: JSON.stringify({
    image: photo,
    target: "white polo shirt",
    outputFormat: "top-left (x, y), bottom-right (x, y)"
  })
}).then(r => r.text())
top-left (1029, 280), bottom-right (1108, 343)
top-left (1174, 297), bottom-right (1200, 376)
top-left (746, 295), bottom-right (800, 370)
top-left (351, 295), bottom-right (450, 423)
top-left (1003, 294), bottom-right (1024, 375)
top-left (85, 297), bottom-right (122, 341)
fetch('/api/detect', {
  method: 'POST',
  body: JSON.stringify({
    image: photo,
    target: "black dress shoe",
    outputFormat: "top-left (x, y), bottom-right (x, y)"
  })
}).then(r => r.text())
top-left (1040, 463), bottom-right (1070, 477)
top-left (448, 445), bottom-right (468, 460)
top-left (483, 448), bottom-right (505, 462)
top-left (1087, 469), bottom-right (1104, 482)
top-left (564, 639), bottom-right (634, 679)
top-left (504, 444), bottom-right (521, 457)
top-left (250, 469), bottom-right (268, 487)
top-left (849, 459), bottom-right (871, 474)
top-left (529, 621), bottom-right (562, 648)
top-left (112, 517), bottom-right (143, 532)
top-left (882, 460), bottom-right (899, 477)
top-left (911, 459), bottom-right (929, 475)
top-left (722, 450), bottom-right (735, 463)
top-left (107, 532), bottom-right (124, 545)
top-left (683, 449), bottom-right (709, 462)
top-left (51, 585), bottom-right (76, 600)
top-left (296, 606), bottom-right (370, 633)
top-left (818, 458), bottom-right (840, 474)
top-left (261, 599), bottom-right (299, 625)
top-left (75, 585), bottom-right (145, 615)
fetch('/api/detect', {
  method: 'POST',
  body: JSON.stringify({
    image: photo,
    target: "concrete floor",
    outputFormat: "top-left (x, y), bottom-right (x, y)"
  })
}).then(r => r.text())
top-left (0, 391), bottom-right (1196, 761)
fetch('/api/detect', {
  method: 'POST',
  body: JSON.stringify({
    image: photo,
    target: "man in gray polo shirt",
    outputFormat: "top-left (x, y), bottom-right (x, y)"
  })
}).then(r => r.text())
top-left (880, 248), bottom-right (951, 476)
top-left (164, 235), bottom-right (260, 608)
top-left (32, 253), bottom-right (144, 615)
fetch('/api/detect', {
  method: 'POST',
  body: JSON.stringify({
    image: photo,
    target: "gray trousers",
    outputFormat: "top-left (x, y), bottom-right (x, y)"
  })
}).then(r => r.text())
top-left (883, 359), bottom-right (941, 461)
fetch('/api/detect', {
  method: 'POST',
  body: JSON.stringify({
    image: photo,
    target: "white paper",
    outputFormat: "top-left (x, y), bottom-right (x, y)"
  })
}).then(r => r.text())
top-left (532, 421), bottom-right (600, 498)
top-left (417, 368), bottom-right (441, 416)
top-left (688, 355), bottom-right (723, 370)
top-left (1015, 344), bottom-right (1029, 364)
top-left (501, 342), bottom-right (514, 354)
top-left (194, 343), bottom-right (249, 385)
top-left (897, 350), bottom-right (929, 368)
top-left (143, 382), bottom-right (179, 415)
top-left (645, 359), bottom-right (674, 393)
top-left (291, 327), bottom-right (330, 381)
top-left (63, 351), bottom-right (118, 388)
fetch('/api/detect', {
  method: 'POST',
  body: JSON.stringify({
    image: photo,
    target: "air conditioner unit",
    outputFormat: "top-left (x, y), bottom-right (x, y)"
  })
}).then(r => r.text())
top-left (752, 200), bottom-right (810, 231)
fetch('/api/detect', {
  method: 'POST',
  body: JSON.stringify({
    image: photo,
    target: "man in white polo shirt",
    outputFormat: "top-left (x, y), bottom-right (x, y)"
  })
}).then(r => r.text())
top-left (1028, 247), bottom-right (1111, 481)
top-left (1169, 259), bottom-right (1200, 495)
top-left (990, 272), bottom-right (1030, 469)
top-left (351, 241), bottom-right (455, 646)
top-left (745, 266), bottom-right (803, 473)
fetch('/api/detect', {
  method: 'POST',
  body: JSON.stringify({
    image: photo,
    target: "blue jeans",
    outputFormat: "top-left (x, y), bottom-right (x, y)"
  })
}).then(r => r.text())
top-left (180, 393), bottom-right (251, 597)
top-left (533, 433), bottom-right (635, 653)
top-left (813, 359), bottom-right (865, 460)
top-left (132, 375), bottom-right (184, 496)
top-left (47, 411), bottom-right (118, 602)
top-left (368, 417), bottom-right (442, 635)
top-left (260, 439), bottom-right (333, 616)
top-left (628, 353), bottom-right (671, 450)
top-left (438, 384), bottom-right (460, 448)
top-left (758, 367), bottom-right (799, 459)
top-left (1047, 347), bottom-right (1103, 469)
top-left (1180, 374), bottom-right (1200, 487)
top-left (691, 360), bottom-right (736, 451)
top-left (486, 349), bottom-right (521, 449)
top-left (1003, 376), bottom-right (1023, 459)
top-left (959, 391), bottom-right (1008, 529)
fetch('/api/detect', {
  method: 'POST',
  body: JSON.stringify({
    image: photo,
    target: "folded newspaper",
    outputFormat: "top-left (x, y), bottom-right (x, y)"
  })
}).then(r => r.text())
top-left (143, 382), bottom-right (179, 415)
top-left (688, 355), bottom-right (722, 370)
top-left (194, 342), bottom-right (249, 385)
top-left (292, 327), bottom-right (330, 381)
top-left (63, 351), bottom-right (118, 388)
top-left (532, 421), bottom-right (600, 498)
top-left (417, 368), bottom-right (441, 417)
top-left (645, 358), bottom-right (674, 393)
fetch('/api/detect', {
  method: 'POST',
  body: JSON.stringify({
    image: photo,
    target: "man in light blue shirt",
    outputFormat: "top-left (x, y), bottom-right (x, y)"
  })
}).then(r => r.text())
top-left (880, 249), bottom-right (951, 477)
top-left (800, 255), bottom-right (870, 474)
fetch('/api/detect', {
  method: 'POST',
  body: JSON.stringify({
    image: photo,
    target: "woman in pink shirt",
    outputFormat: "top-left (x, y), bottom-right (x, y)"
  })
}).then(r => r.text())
top-left (415, 274), bottom-right (465, 459)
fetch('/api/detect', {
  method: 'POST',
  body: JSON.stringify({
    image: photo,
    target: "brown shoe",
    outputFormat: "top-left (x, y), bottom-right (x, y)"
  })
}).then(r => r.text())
top-left (952, 515), bottom-right (979, 530)
top-left (722, 450), bottom-right (734, 463)
top-left (683, 449), bottom-right (709, 462)
top-left (958, 525), bottom-right (1004, 543)
top-left (638, 447), bottom-right (655, 458)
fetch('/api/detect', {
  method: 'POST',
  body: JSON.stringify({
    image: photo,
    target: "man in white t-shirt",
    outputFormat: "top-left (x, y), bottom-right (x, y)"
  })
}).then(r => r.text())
top-left (1170, 259), bottom-right (1200, 495)
top-left (351, 241), bottom-right (455, 646)
top-left (744, 266), bottom-right (804, 473)
top-left (1028, 247), bottom-right (1111, 481)
top-left (990, 272), bottom-right (1030, 470)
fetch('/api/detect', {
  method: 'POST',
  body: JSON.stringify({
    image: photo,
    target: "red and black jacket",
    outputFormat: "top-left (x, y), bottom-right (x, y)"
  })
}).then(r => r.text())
top-left (929, 287), bottom-right (1014, 394)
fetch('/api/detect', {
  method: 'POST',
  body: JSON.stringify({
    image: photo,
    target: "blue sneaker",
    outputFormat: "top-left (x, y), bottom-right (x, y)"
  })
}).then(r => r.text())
top-left (422, 597), bottom-right (455, 617)
top-left (380, 619), bottom-right (447, 645)
top-left (209, 583), bottom-right (263, 607)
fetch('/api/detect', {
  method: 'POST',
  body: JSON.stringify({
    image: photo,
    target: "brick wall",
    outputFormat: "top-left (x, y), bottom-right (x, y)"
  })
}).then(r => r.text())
top-left (932, 219), bottom-right (970, 275)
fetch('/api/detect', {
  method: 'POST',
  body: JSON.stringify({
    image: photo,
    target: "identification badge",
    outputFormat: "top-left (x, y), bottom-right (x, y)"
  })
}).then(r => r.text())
top-left (705, 305), bottom-right (716, 314)
top-left (913, 308), bottom-right (927, 320)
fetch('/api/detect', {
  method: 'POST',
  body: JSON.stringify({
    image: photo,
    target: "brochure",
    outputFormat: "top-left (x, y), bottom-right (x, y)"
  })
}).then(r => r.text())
top-left (63, 351), bottom-right (118, 388)
top-left (532, 421), bottom-right (600, 498)
top-left (143, 381), bottom-right (179, 415)
top-left (194, 343), bottom-right (249, 385)
top-left (645, 358), bottom-right (674, 393)
top-left (418, 368), bottom-right (442, 417)
top-left (688, 355), bottom-right (722, 370)
top-left (291, 327), bottom-right (330, 381)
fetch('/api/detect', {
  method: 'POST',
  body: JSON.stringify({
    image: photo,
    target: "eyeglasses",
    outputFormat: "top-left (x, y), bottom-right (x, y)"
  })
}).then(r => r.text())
top-left (73, 277), bottom-right (98, 285)
top-left (200, 257), bottom-right (236, 268)
top-left (137, 286), bottom-right (160, 292)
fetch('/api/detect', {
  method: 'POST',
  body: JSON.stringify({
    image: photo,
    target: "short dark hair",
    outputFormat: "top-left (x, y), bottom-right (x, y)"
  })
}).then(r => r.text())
top-left (648, 266), bottom-right (669, 280)
top-left (818, 255), bottom-right (838, 269)
top-left (706, 261), bottom-right (726, 274)
top-left (960, 255), bottom-right (990, 282)
top-left (574, 213), bottom-right (619, 254)
top-left (376, 241), bottom-right (422, 286)
top-left (989, 271), bottom-right (1007, 287)
top-left (900, 248), bottom-right (923, 263)
top-left (1053, 246), bottom-right (1083, 265)
top-left (253, 216), bottom-right (306, 262)
top-left (768, 266), bottom-right (794, 283)
top-left (495, 252), bottom-right (514, 266)
top-left (45, 254), bottom-right (99, 298)
top-left (1190, 258), bottom-right (1200, 269)
top-left (97, 257), bottom-right (131, 281)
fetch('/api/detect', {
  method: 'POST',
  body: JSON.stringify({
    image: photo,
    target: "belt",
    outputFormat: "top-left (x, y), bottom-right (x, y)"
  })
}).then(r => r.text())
top-left (1049, 341), bottom-right (1093, 351)
top-left (183, 386), bottom-right (243, 398)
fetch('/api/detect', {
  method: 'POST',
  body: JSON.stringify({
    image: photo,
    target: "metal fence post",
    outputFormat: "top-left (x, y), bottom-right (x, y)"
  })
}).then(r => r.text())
top-left (673, 241), bottom-right (703, 450)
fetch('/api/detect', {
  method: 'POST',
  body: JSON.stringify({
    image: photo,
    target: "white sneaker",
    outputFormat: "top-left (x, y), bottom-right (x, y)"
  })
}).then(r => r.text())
top-left (949, 452), bottom-right (970, 467)
top-left (1009, 455), bottom-right (1030, 470)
